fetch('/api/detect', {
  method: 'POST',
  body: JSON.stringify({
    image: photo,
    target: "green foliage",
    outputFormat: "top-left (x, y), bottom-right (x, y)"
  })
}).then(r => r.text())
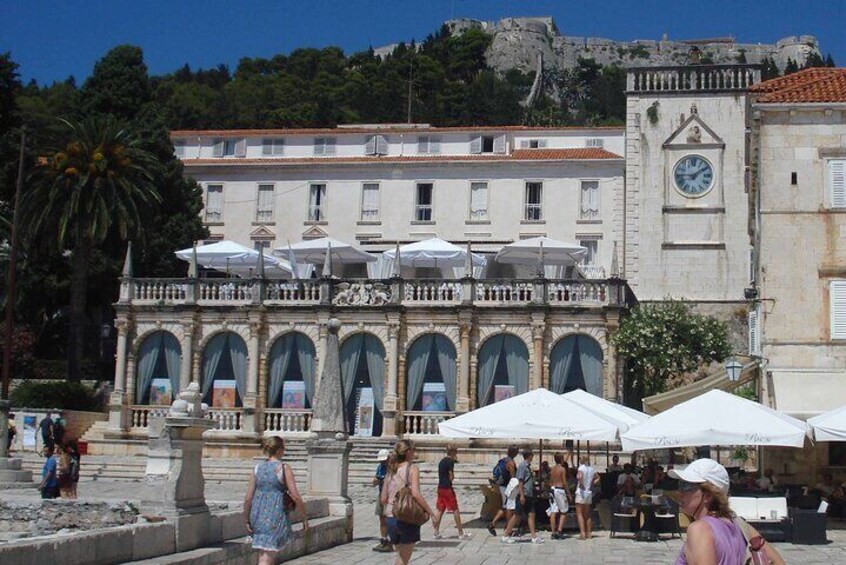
top-left (735, 50), bottom-right (747, 64)
top-left (628, 45), bottom-right (650, 60)
top-left (611, 300), bottom-right (732, 398)
top-left (733, 383), bottom-right (757, 401)
top-left (825, 54), bottom-right (836, 67)
top-left (784, 58), bottom-right (800, 75)
top-left (646, 101), bottom-right (660, 126)
top-left (10, 380), bottom-right (103, 411)
top-left (760, 57), bottom-right (781, 81)
top-left (803, 52), bottom-right (826, 69)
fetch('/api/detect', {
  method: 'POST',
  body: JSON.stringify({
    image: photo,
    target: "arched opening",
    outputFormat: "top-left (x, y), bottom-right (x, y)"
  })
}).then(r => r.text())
top-left (201, 332), bottom-right (248, 407)
top-left (340, 333), bottom-right (386, 437)
top-left (405, 334), bottom-right (457, 411)
top-left (266, 332), bottom-right (317, 409)
top-left (135, 331), bottom-right (181, 405)
top-left (549, 334), bottom-right (604, 396)
top-left (476, 334), bottom-right (529, 407)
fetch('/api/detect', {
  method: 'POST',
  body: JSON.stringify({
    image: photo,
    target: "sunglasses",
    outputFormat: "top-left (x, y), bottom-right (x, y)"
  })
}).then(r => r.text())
top-left (678, 480), bottom-right (701, 493)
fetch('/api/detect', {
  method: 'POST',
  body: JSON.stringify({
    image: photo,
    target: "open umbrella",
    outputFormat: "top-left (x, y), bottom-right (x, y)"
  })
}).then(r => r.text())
top-left (384, 237), bottom-right (486, 268)
top-left (495, 236), bottom-right (587, 266)
top-left (561, 389), bottom-right (649, 435)
top-left (274, 237), bottom-right (376, 265)
top-left (175, 240), bottom-right (292, 278)
top-left (809, 404), bottom-right (846, 441)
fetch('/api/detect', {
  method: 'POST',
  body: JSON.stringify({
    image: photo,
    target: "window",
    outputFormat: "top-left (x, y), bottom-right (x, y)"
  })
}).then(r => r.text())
top-left (831, 280), bottom-right (846, 339)
top-left (262, 138), bottom-right (284, 156)
top-left (313, 137), bottom-right (336, 156)
top-left (173, 142), bottom-right (186, 158)
top-left (471, 134), bottom-right (504, 154)
top-left (308, 184), bottom-right (327, 221)
top-left (253, 240), bottom-right (271, 252)
top-left (520, 139), bottom-right (547, 149)
top-left (417, 135), bottom-right (441, 154)
top-left (212, 138), bottom-right (246, 158)
top-left (524, 182), bottom-right (543, 220)
top-left (585, 138), bottom-right (604, 148)
top-left (415, 183), bottom-right (433, 221)
top-left (580, 180), bottom-right (600, 219)
top-left (361, 183), bottom-right (380, 221)
top-left (829, 159), bottom-right (846, 208)
top-left (469, 182), bottom-right (489, 221)
top-left (205, 184), bottom-right (223, 222)
top-left (365, 134), bottom-right (388, 155)
top-left (256, 184), bottom-right (274, 222)
top-left (579, 239), bottom-right (599, 266)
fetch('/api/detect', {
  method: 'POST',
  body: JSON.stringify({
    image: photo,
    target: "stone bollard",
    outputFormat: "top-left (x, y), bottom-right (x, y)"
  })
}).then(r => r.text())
top-left (0, 399), bottom-right (33, 486)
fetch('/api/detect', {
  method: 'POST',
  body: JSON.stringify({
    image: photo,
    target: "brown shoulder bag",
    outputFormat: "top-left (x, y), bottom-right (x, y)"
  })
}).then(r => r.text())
top-left (393, 464), bottom-right (429, 525)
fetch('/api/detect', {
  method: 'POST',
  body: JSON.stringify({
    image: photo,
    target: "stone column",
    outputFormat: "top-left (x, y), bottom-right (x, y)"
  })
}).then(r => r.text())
top-left (316, 314), bottom-right (330, 391)
top-left (381, 320), bottom-right (400, 437)
top-left (0, 399), bottom-right (33, 484)
top-left (106, 319), bottom-right (130, 432)
top-left (242, 320), bottom-right (262, 434)
top-left (456, 317), bottom-right (472, 413)
top-left (179, 321), bottom-right (194, 392)
top-left (531, 313), bottom-right (546, 391)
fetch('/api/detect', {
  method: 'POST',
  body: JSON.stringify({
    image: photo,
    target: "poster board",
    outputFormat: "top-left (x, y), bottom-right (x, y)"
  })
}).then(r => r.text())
top-left (281, 381), bottom-right (306, 409)
top-left (355, 387), bottom-right (374, 437)
top-left (212, 380), bottom-right (237, 408)
top-left (494, 385), bottom-right (515, 403)
top-left (23, 416), bottom-right (36, 449)
top-left (422, 382), bottom-right (447, 412)
top-left (149, 378), bottom-right (173, 406)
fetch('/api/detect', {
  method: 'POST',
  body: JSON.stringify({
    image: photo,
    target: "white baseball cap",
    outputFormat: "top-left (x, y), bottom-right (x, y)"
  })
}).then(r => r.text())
top-left (376, 449), bottom-right (391, 461)
top-left (668, 458), bottom-right (730, 495)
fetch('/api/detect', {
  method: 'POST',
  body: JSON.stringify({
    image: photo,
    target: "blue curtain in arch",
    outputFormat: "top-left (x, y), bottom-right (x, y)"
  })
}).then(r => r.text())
top-left (577, 337), bottom-right (604, 397)
top-left (503, 336), bottom-right (529, 395)
top-left (405, 335), bottom-right (433, 410)
top-left (162, 333), bottom-right (181, 396)
top-left (296, 336), bottom-right (316, 404)
top-left (135, 333), bottom-right (162, 404)
top-left (477, 334), bottom-right (504, 407)
top-left (340, 334), bottom-right (364, 403)
top-left (435, 336), bottom-right (457, 410)
top-left (363, 336), bottom-right (386, 411)
top-left (268, 335), bottom-right (294, 407)
top-left (550, 337), bottom-right (577, 394)
top-left (229, 334), bottom-right (249, 401)
top-left (201, 333), bottom-right (227, 401)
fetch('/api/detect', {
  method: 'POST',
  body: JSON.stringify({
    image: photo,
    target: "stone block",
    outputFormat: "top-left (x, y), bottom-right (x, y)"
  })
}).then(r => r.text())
top-left (132, 522), bottom-right (176, 560)
top-left (92, 528), bottom-right (134, 564)
top-left (174, 511), bottom-right (211, 553)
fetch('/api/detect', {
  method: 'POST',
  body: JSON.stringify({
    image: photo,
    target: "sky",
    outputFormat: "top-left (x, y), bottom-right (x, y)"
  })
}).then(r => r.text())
top-left (2, 0), bottom-right (844, 85)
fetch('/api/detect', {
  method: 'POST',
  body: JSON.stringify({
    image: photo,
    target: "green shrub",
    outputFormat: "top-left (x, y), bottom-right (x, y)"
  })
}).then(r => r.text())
top-left (10, 381), bottom-right (104, 412)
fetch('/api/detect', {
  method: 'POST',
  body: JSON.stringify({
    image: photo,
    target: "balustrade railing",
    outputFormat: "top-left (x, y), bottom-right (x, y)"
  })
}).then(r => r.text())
top-left (129, 405), bottom-right (169, 429)
top-left (403, 411), bottom-right (453, 436)
top-left (198, 280), bottom-right (254, 303)
top-left (264, 409), bottom-right (312, 433)
top-left (476, 281), bottom-right (534, 304)
top-left (547, 281), bottom-right (608, 304)
top-left (265, 281), bottom-right (321, 303)
top-left (207, 408), bottom-right (243, 431)
top-left (133, 280), bottom-right (188, 304)
top-left (403, 280), bottom-right (461, 304)
top-left (628, 64), bottom-right (761, 93)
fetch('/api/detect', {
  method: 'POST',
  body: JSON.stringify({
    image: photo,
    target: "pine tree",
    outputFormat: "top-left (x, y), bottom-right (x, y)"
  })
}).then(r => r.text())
top-left (825, 54), bottom-right (836, 67)
top-left (784, 58), bottom-right (800, 75)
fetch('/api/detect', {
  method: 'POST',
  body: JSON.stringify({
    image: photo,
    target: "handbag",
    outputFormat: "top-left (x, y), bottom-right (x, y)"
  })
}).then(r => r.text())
top-left (392, 464), bottom-right (429, 525)
top-left (276, 462), bottom-right (296, 512)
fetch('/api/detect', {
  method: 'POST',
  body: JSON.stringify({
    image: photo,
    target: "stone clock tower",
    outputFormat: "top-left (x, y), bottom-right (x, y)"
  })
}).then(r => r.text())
top-left (624, 65), bottom-right (761, 307)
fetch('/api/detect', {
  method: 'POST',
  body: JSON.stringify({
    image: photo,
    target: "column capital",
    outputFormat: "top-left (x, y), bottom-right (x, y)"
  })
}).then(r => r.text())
top-left (387, 321), bottom-right (401, 339)
top-left (531, 323), bottom-right (546, 340)
top-left (115, 318), bottom-right (129, 335)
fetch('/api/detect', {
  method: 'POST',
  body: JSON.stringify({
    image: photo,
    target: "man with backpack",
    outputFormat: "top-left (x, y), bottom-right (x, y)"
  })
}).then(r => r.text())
top-left (487, 445), bottom-right (518, 536)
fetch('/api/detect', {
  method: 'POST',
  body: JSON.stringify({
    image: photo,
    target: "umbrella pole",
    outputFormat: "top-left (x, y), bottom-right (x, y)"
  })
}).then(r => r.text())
top-left (539, 439), bottom-right (543, 467)
top-left (587, 441), bottom-right (591, 464)
top-left (605, 441), bottom-right (609, 471)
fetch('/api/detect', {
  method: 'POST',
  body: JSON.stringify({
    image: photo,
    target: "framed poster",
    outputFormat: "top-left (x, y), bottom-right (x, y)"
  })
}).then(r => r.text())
top-left (23, 415), bottom-right (36, 449)
top-left (149, 378), bottom-right (173, 406)
top-left (282, 381), bottom-right (306, 409)
top-left (422, 382), bottom-right (447, 412)
top-left (495, 385), bottom-right (515, 403)
top-left (212, 379), bottom-right (237, 408)
top-left (355, 387), bottom-right (374, 437)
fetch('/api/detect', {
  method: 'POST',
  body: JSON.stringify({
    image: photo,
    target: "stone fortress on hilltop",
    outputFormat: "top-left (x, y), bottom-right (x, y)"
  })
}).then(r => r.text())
top-left (376, 16), bottom-right (821, 74)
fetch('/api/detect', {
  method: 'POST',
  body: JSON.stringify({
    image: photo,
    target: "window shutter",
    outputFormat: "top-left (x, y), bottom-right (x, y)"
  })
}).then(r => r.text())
top-left (365, 135), bottom-right (377, 155)
top-left (325, 138), bottom-right (336, 155)
top-left (470, 135), bottom-right (482, 154)
top-left (429, 136), bottom-right (440, 154)
top-left (262, 139), bottom-right (272, 155)
top-left (376, 135), bottom-right (388, 155)
top-left (538, 139), bottom-right (547, 148)
top-left (831, 160), bottom-right (846, 208)
top-left (314, 138), bottom-right (325, 156)
top-left (212, 139), bottom-right (224, 158)
top-left (272, 139), bottom-right (284, 155)
top-left (831, 281), bottom-right (846, 339)
top-left (520, 140), bottom-right (529, 149)
top-left (748, 308), bottom-right (761, 355)
top-left (234, 138), bottom-right (247, 157)
top-left (493, 134), bottom-right (506, 154)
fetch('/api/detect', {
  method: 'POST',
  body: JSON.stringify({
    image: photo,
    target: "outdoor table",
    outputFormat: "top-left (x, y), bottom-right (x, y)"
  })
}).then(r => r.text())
top-left (634, 498), bottom-right (665, 542)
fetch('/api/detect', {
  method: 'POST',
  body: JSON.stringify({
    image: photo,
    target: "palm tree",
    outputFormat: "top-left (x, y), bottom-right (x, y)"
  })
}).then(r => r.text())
top-left (22, 117), bottom-right (160, 381)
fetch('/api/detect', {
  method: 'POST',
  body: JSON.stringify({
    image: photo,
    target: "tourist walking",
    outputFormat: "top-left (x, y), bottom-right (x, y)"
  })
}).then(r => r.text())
top-left (244, 437), bottom-right (308, 565)
top-left (372, 448), bottom-right (392, 553)
top-left (52, 418), bottom-right (66, 447)
top-left (575, 455), bottom-right (599, 540)
top-left (433, 444), bottom-right (472, 540)
top-left (549, 453), bottom-right (572, 539)
top-left (671, 458), bottom-right (786, 565)
top-left (381, 439), bottom-right (434, 565)
top-left (39, 412), bottom-right (54, 450)
top-left (502, 448), bottom-right (543, 544)
top-left (39, 444), bottom-right (60, 499)
top-left (6, 420), bottom-right (16, 453)
top-left (67, 442), bottom-right (81, 499)
top-left (57, 444), bottom-right (74, 499)
top-left (487, 445), bottom-right (518, 536)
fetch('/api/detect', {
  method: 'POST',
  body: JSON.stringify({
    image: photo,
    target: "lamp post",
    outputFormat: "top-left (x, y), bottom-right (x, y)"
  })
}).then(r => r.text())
top-left (725, 358), bottom-right (742, 382)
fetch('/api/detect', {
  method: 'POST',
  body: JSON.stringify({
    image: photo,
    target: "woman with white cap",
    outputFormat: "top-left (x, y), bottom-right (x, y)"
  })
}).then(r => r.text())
top-left (670, 458), bottom-right (785, 565)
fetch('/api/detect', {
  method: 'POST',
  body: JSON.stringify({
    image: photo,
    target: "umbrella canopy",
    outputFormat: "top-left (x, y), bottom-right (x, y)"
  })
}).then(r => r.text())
top-left (274, 237), bottom-right (376, 265)
top-left (620, 389), bottom-right (810, 451)
top-left (438, 388), bottom-right (619, 441)
top-left (495, 236), bottom-right (587, 266)
top-left (175, 240), bottom-right (292, 278)
top-left (561, 389), bottom-right (649, 434)
top-left (384, 237), bottom-right (487, 268)
top-left (809, 404), bottom-right (846, 441)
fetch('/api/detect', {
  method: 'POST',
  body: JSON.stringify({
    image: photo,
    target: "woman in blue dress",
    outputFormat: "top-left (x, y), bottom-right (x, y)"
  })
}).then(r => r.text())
top-left (244, 437), bottom-right (309, 564)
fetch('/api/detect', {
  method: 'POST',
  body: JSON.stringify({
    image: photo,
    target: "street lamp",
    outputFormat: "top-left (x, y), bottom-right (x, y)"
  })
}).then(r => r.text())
top-left (725, 358), bottom-right (743, 382)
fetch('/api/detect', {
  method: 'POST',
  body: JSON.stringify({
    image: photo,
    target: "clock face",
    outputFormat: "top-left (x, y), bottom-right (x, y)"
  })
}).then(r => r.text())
top-left (673, 155), bottom-right (714, 197)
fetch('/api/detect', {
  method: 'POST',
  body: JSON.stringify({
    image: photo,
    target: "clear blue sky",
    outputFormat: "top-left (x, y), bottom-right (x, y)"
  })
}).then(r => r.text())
top-left (2, 0), bottom-right (843, 85)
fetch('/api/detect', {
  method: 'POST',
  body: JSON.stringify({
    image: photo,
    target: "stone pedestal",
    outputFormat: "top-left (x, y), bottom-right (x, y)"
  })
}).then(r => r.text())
top-left (0, 399), bottom-right (33, 486)
top-left (306, 436), bottom-right (353, 530)
top-left (107, 391), bottom-right (128, 432)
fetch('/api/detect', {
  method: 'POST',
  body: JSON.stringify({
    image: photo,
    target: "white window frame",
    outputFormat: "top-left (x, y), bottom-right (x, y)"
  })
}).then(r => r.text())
top-left (524, 181), bottom-right (543, 221)
top-left (360, 182), bottom-right (381, 222)
top-left (578, 237), bottom-right (600, 266)
top-left (828, 159), bottom-right (846, 208)
top-left (585, 138), bottom-right (604, 148)
top-left (204, 184), bottom-right (224, 223)
top-left (579, 180), bottom-right (601, 220)
top-left (365, 134), bottom-right (388, 156)
top-left (520, 139), bottom-right (547, 149)
top-left (262, 138), bottom-right (284, 156)
top-left (417, 135), bottom-right (441, 154)
top-left (415, 182), bottom-right (434, 222)
top-left (468, 181), bottom-right (489, 221)
top-left (313, 137), bottom-right (336, 156)
top-left (308, 183), bottom-right (327, 222)
top-left (221, 138), bottom-right (246, 158)
top-left (255, 184), bottom-right (275, 223)
top-left (252, 240), bottom-right (272, 253)
top-left (831, 280), bottom-right (846, 339)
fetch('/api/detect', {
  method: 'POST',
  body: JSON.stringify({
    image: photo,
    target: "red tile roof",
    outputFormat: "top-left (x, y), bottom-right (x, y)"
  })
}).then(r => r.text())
top-left (750, 68), bottom-right (846, 103)
top-left (171, 125), bottom-right (623, 137)
top-left (180, 147), bottom-right (622, 167)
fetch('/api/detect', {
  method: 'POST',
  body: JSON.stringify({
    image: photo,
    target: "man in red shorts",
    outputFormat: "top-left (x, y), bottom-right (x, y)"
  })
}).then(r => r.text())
top-left (433, 444), bottom-right (472, 540)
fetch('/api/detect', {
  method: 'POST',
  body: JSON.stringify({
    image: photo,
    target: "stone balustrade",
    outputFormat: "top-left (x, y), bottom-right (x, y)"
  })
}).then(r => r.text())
top-left (198, 280), bottom-right (255, 304)
top-left (129, 405), bottom-right (170, 429)
top-left (475, 280), bottom-right (534, 304)
top-left (627, 64), bottom-right (761, 93)
top-left (265, 281), bottom-right (321, 303)
top-left (132, 280), bottom-right (188, 305)
top-left (402, 411), bottom-right (453, 436)
top-left (547, 281), bottom-right (608, 304)
top-left (403, 280), bottom-right (462, 304)
top-left (264, 409), bottom-right (312, 433)
top-left (207, 408), bottom-right (243, 431)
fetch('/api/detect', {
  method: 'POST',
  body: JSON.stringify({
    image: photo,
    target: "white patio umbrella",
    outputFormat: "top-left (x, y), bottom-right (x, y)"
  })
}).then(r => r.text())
top-left (561, 389), bottom-right (649, 435)
top-left (384, 237), bottom-right (487, 268)
top-left (809, 404), bottom-right (846, 441)
top-left (494, 236), bottom-right (587, 266)
top-left (438, 388), bottom-right (619, 441)
top-left (175, 240), bottom-right (292, 279)
top-left (620, 389), bottom-right (811, 451)
top-left (273, 237), bottom-right (376, 265)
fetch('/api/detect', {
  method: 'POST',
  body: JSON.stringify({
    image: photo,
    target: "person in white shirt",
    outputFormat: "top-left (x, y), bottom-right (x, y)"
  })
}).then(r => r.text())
top-left (616, 463), bottom-right (641, 487)
top-left (575, 455), bottom-right (599, 540)
top-left (756, 468), bottom-right (779, 492)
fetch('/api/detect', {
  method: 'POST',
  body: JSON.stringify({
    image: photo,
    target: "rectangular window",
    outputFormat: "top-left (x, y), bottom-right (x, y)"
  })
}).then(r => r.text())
top-left (173, 142), bottom-right (186, 158)
top-left (469, 181), bottom-right (489, 221)
top-left (365, 134), bottom-right (388, 155)
top-left (579, 239), bottom-right (599, 266)
top-left (580, 180), bottom-right (600, 219)
top-left (829, 159), bottom-right (846, 208)
top-left (415, 183), bottom-right (433, 221)
top-left (585, 138), bottom-right (604, 148)
top-left (520, 139), bottom-right (547, 149)
top-left (222, 138), bottom-right (246, 157)
top-left (205, 184), bottom-right (223, 222)
top-left (417, 135), bottom-right (441, 154)
top-left (361, 183), bottom-right (380, 221)
top-left (262, 138), bottom-right (284, 156)
top-left (253, 240), bottom-right (271, 252)
top-left (308, 183), bottom-right (327, 221)
top-left (314, 137), bottom-right (336, 156)
top-left (256, 184), bottom-right (274, 222)
top-left (831, 280), bottom-right (846, 339)
top-left (471, 134), bottom-right (504, 154)
top-left (524, 182), bottom-right (543, 220)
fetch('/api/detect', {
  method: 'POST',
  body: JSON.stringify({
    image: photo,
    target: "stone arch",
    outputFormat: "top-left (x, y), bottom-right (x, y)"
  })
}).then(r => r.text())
top-left (548, 333), bottom-right (604, 397)
top-left (404, 333), bottom-right (457, 411)
top-left (339, 332), bottom-right (387, 436)
top-left (133, 323), bottom-right (184, 356)
top-left (199, 331), bottom-right (249, 406)
top-left (133, 330), bottom-right (182, 405)
top-left (476, 332), bottom-right (530, 408)
top-left (265, 331), bottom-right (317, 408)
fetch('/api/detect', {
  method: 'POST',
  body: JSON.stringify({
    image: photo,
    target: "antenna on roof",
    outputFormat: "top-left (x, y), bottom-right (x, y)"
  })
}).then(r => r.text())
top-left (407, 58), bottom-right (413, 124)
